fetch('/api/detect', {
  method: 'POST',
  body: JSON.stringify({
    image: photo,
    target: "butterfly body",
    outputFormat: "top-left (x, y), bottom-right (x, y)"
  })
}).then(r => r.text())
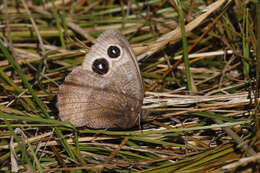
top-left (57, 30), bottom-right (144, 129)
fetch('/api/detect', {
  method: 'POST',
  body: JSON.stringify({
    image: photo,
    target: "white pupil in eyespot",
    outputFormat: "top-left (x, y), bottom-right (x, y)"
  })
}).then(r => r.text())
top-left (112, 49), bottom-right (117, 54)
top-left (98, 64), bottom-right (103, 69)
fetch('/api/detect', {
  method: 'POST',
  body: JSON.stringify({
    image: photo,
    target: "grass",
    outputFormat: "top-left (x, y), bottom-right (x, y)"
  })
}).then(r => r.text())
top-left (0, 0), bottom-right (259, 172)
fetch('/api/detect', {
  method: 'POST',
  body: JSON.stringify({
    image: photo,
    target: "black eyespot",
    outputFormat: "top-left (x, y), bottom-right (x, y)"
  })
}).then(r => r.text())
top-left (92, 58), bottom-right (109, 75)
top-left (107, 45), bottom-right (121, 58)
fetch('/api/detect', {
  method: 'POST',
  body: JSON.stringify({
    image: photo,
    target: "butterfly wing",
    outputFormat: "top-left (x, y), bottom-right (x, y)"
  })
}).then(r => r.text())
top-left (57, 30), bottom-right (144, 129)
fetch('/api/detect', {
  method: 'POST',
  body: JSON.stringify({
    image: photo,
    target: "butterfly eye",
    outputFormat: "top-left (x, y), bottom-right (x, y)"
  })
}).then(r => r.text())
top-left (107, 45), bottom-right (121, 58)
top-left (92, 58), bottom-right (109, 75)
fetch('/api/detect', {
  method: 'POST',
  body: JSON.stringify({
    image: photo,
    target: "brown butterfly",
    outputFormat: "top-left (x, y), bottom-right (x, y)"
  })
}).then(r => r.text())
top-left (57, 30), bottom-right (146, 129)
